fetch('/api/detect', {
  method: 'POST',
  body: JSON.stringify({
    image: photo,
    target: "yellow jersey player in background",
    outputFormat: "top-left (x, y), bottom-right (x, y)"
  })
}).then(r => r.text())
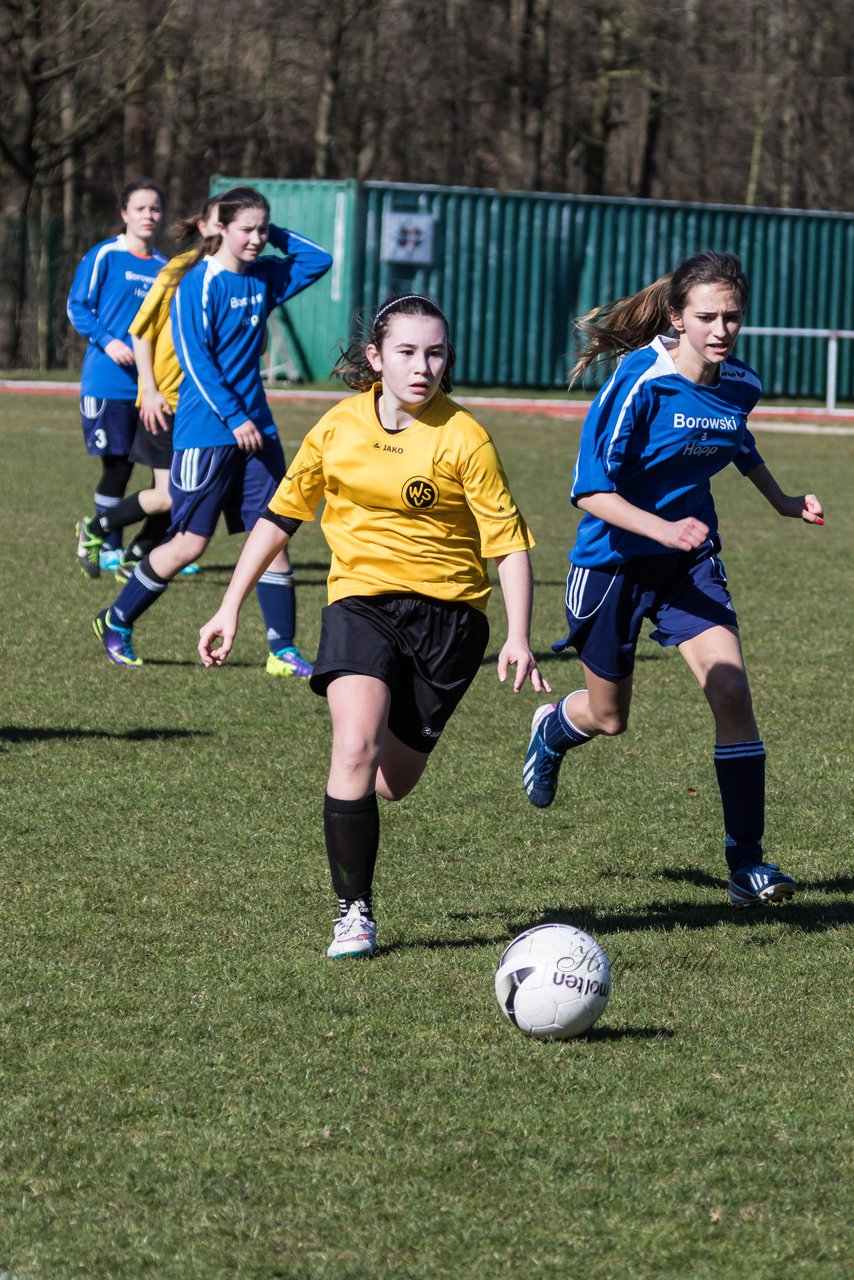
top-left (198, 293), bottom-right (551, 958)
top-left (74, 198), bottom-right (219, 580)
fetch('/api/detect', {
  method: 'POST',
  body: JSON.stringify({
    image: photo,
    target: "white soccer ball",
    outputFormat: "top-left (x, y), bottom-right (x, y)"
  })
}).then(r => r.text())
top-left (495, 923), bottom-right (611, 1040)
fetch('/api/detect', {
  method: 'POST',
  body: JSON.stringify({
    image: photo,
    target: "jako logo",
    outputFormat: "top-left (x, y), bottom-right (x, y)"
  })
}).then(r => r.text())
top-left (402, 477), bottom-right (439, 509)
top-left (674, 413), bottom-right (738, 431)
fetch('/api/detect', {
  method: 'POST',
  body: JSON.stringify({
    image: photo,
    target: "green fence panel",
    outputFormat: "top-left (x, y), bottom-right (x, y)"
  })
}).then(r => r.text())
top-left (346, 182), bottom-right (853, 395)
top-left (11, 179), bottom-right (851, 397)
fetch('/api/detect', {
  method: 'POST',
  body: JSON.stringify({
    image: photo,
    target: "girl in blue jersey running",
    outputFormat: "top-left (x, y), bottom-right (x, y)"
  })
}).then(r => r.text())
top-left (93, 185), bottom-right (332, 676)
top-left (523, 250), bottom-right (824, 909)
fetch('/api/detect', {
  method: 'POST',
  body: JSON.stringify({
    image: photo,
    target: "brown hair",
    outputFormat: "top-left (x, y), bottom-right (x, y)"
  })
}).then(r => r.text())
top-left (569, 250), bottom-right (750, 384)
top-left (164, 187), bottom-right (269, 288)
top-left (120, 177), bottom-right (164, 210)
top-left (170, 195), bottom-right (219, 244)
top-left (332, 294), bottom-right (455, 392)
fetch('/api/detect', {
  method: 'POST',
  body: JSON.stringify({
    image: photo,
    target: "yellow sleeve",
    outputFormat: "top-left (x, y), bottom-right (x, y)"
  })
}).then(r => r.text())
top-left (128, 254), bottom-right (189, 339)
top-left (459, 438), bottom-right (535, 558)
top-left (128, 273), bottom-right (173, 340)
top-left (268, 427), bottom-right (327, 522)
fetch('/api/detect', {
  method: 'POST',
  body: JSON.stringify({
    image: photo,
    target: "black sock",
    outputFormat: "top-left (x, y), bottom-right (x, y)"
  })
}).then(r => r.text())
top-left (324, 793), bottom-right (379, 917)
top-left (130, 511), bottom-right (172, 558)
top-left (714, 741), bottom-right (766, 872)
top-left (96, 491), bottom-right (147, 534)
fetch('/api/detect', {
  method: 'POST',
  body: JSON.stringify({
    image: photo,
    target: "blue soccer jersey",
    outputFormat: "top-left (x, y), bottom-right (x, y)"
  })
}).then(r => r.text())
top-left (67, 235), bottom-right (168, 400)
top-left (569, 336), bottom-right (764, 567)
top-left (171, 225), bottom-right (332, 449)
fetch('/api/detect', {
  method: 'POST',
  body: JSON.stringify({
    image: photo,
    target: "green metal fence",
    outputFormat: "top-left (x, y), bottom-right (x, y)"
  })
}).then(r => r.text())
top-left (6, 181), bottom-right (854, 400)
top-left (215, 176), bottom-right (853, 396)
top-left (351, 182), bottom-right (854, 397)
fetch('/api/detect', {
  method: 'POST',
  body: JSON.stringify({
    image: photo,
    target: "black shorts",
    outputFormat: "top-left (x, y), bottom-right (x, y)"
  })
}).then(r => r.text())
top-left (129, 415), bottom-right (174, 469)
top-left (311, 594), bottom-right (490, 754)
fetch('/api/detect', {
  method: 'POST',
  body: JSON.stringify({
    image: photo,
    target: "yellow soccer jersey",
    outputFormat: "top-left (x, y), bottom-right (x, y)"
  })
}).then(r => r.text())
top-left (128, 250), bottom-right (194, 412)
top-left (268, 386), bottom-right (535, 611)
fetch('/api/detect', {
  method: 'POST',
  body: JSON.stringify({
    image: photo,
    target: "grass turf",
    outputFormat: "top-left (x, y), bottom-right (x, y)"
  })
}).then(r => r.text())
top-left (0, 395), bottom-right (851, 1279)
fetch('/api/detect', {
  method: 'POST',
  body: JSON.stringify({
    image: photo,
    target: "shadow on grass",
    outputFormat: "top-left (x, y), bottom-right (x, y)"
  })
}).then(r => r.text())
top-left (584, 1025), bottom-right (674, 1042)
top-left (375, 933), bottom-right (508, 958)
top-left (0, 724), bottom-right (211, 745)
top-left (505, 891), bottom-right (854, 938)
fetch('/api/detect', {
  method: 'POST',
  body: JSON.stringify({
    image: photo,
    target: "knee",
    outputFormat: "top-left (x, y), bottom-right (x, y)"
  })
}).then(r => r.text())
top-left (707, 666), bottom-right (753, 720)
top-left (593, 711), bottom-right (629, 737)
top-left (332, 735), bottom-right (382, 780)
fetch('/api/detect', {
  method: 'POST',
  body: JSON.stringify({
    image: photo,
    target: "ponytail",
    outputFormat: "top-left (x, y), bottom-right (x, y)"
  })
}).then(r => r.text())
top-left (569, 250), bottom-right (750, 386)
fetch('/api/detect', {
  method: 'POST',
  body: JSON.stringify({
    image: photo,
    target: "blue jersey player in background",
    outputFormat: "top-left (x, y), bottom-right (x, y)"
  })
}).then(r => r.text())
top-left (93, 185), bottom-right (332, 677)
top-left (68, 179), bottom-right (168, 573)
top-left (523, 251), bottom-right (824, 909)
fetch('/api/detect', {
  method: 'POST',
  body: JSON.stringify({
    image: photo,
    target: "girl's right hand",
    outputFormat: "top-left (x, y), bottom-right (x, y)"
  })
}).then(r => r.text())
top-left (104, 338), bottom-right (136, 367)
top-left (232, 420), bottom-right (264, 453)
top-left (661, 516), bottom-right (709, 551)
top-left (140, 387), bottom-right (171, 431)
top-left (198, 608), bottom-right (239, 667)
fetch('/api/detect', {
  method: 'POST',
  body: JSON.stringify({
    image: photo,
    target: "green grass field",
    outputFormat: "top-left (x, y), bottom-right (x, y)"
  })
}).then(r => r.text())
top-left (1, 393), bottom-right (851, 1279)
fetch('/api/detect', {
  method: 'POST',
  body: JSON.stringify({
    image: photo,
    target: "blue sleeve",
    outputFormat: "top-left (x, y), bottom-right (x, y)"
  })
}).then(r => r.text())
top-left (66, 244), bottom-right (114, 349)
top-left (733, 427), bottom-right (764, 475)
top-left (263, 224), bottom-right (333, 308)
top-left (570, 364), bottom-right (649, 504)
top-left (172, 273), bottom-right (250, 432)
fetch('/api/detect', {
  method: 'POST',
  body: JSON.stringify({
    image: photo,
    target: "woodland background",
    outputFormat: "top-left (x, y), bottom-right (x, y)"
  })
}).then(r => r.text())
top-left (2, 0), bottom-right (853, 367)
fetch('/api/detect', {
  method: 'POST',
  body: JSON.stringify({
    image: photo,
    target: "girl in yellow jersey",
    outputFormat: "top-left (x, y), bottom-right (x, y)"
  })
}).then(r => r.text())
top-left (75, 199), bottom-right (219, 580)
top-left (198, 294), bottom-right (550, 957)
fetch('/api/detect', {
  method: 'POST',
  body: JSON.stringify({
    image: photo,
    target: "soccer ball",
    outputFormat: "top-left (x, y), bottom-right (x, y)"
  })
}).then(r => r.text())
top-left (495, 923), bottom-right (611, 1040)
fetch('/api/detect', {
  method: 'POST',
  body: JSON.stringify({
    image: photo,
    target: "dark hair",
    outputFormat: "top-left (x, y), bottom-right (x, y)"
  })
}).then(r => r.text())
top-left (213, 186), bottom-right (271, 227)
top-left (120, 178), bottom-right (165, 210)
top-left (166, 189), bottom-right (267, 286)
top-left (569, 250), bottom-right (750, 384)
top-left (332, 294), bottom-right (455, 392)
top-left (171, 195), bottom-right (219, 244)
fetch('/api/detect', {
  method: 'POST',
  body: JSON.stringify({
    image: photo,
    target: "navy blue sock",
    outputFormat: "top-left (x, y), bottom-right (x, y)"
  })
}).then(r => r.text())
top-left (256, 569), bottom-right (296, 653)
top-left (714, 740), bottom-right (766, 872)
top-left (541, 692), bottom-right (592, 755)
top-left (111, 555), bottom-right (169, 627)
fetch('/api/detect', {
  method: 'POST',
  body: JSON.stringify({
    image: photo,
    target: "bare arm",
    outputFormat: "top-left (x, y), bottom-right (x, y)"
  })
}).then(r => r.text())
top-left (198, 518), bottom-right (289, 666)
top-left (576, 491), bottom-right (710, 551)
top-left (131, 334), bottom-right (171, 431)
top-left (745, 463), bottom-right (824, 524)
top-left (495, 550), bottom-right (551, 694)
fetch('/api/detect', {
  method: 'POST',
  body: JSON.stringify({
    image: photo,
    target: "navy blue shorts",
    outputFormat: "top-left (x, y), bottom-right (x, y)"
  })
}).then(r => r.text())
top-left (80, 396), bottom-right (139, 457)
top-left (553, 538), bottom-right (738, 681)
top-left (311, 594), bottom-right (490, 754)
top-left (168, 436), bottom-right (286, 538)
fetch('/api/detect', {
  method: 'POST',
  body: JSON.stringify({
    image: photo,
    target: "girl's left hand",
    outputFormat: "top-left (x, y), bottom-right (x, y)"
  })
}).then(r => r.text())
top-left (799, 493), bottom-right (824, 525)
top-left (497, 642), bottom-right (552, 694)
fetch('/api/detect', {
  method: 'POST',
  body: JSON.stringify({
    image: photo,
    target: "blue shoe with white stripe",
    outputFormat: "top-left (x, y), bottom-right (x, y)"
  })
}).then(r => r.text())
top-left (727, 862), bottom-right (796, 908)
top-left (523, 703), bottom-right (563, 808)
